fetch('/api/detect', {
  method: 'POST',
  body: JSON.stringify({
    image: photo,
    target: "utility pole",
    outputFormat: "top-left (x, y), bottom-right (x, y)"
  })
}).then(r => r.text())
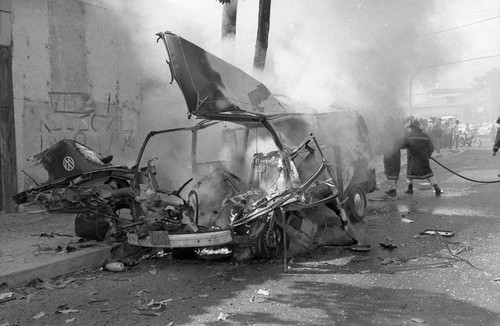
top-left (253, 0), bottom-right (271, 71)
top-left (221, 0), bottom-right (238, 62)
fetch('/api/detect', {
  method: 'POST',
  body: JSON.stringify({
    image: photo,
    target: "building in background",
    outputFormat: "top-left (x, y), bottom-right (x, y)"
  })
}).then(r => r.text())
top-left (412, 87), bottom-right (497, 123)
top-left (0, 0), bottom-right (150, 212)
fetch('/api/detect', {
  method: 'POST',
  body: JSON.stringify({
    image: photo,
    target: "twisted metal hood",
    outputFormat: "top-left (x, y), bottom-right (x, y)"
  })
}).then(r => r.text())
top-left (157, 31), bottom-right (289, 121)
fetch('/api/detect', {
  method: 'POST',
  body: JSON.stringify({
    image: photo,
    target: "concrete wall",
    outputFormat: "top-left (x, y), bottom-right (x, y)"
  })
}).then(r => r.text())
top-left (11, 0), bottom-right (145, 188)
top-left (0, 0), bottom-right (11, 46)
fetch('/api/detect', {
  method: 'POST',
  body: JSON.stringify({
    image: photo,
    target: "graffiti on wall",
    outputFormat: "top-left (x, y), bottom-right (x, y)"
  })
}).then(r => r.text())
top-left (31, 92), bottom-right (121, 155)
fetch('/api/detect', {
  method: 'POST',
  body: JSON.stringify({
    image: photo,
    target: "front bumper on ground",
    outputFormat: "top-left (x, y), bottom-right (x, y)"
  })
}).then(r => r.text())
top-left (126, 229), bottom-right (234, 248)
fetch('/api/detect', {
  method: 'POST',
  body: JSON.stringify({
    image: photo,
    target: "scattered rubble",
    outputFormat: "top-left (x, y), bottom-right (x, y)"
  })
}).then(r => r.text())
top-left (104, 262), bottom-right (125, 272)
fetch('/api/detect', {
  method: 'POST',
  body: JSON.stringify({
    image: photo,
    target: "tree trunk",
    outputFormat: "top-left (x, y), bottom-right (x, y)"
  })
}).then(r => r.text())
top-left (253, 0), bottom-right (271, 71)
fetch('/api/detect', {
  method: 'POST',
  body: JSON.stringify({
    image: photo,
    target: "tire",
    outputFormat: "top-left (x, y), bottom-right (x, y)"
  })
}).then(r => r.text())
top-left (345, 186), bottom-right (367, 223)
top-left (459, 138), bottom-right (465, 147)
top-left (75, 206), bottom-right (112, 241)
top-left (253, 211), bottom-right (290, 259)
top-left (474, 138), bottom-right (482, 147)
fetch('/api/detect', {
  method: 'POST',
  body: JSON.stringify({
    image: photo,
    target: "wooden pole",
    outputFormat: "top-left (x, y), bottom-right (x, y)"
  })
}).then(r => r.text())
top-left (221, 0), bottom-right (238, 62)
top-left (253, 0), bottom-right (271, 71)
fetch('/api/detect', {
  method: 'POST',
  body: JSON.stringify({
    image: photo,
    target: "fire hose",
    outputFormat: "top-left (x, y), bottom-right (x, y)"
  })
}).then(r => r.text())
top-left (430, 156), bottom-right (500, 184)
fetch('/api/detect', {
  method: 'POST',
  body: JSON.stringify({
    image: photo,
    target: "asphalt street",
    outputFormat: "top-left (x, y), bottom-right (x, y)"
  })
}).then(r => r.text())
top-left (1, 139), bottom-right (500, 326)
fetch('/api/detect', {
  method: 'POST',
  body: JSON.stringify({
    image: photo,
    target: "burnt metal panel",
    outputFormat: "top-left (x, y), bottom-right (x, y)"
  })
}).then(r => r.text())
top-left (158, 32), bottom-right (288, 119)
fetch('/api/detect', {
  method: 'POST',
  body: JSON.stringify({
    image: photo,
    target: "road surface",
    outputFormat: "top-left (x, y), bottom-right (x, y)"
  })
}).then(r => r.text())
top-left (1, 141), bottom-right (500, 326)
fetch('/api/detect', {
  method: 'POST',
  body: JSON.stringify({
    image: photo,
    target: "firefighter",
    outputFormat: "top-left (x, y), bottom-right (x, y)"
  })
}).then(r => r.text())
top-left (382, 117), bottom-right (403, 197)
top-left (492, 117), bottom-right (500, 156)
top-left (402, 120), bottom-right (442, 196)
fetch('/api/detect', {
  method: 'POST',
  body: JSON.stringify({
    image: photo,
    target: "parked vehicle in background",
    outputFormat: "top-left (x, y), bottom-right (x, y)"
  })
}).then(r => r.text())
top-left (477, 121), bottom-right (495, 139)
top-left (459, 131), bottom-right (481, 147)
top-left (477, 123), bottom-right (490, 136)
top-left (458, 123), bottom-right (479, 134)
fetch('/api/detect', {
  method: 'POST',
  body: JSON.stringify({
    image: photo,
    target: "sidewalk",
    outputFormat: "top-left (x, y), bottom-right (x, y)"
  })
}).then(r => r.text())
top-left (0, 212), bottom-right (114, 289)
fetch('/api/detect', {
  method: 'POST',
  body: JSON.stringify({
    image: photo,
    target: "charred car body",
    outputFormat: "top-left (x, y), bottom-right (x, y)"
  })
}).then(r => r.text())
top-left (14, 32), bottom-right (376, 259)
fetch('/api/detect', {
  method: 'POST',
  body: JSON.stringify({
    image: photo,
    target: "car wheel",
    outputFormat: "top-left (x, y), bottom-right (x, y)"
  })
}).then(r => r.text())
top-left (253, 211), bottom-right (289, 259)
top-left (75, 206), bottom-right (113, 241)
top-left (345, 186), bottom-right (367, 223)
top-left (475, 139), bottom-right (482, 147)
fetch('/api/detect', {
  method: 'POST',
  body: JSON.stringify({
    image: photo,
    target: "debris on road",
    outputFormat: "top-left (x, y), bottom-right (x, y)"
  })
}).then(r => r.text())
top-left (378, 257), bottom-right (409, 265)
top-left (55, 304), bottom-right (80, 314)
top-left (144, 298), bottom-right (171, 311)
top-left (32, 311), bottom-right (46, 319)
top-left (379, 242), bottom-right (398, 250)
top-left (350, 244), bottom-right (371, 252)
top-left (294, 256), bottom-right (355, 267)
top-left (217, 312), bottom-right (230, 321)
top-left (0, 292), bottom-right (15, 304)
top-left (65, 240), bottom-right (98, 252)
top-left (104, 262), bottom-right (125, 272)
top-left (27, 277), bottom-right (55, 290)
top-left (401, 218), bottom-right (414, 223)
top-left (420, 229), bottom-right (455, 237)
top-left (31, 232), bottom-right (73, 238)
top-left (411, 317), bottom-right (426, 323)
top-left (257, 289), bottom-right (270, 296)
top-left (0, 292), bottom-right (14, 300)
top-left (33, 244), bottom-right (63, 255)
top-left (57, 277), bottom-right (77, 289)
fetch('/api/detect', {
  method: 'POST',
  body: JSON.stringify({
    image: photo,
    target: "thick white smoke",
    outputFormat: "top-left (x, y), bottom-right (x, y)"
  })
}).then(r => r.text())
top-left (103, 0), bottom-right (499, 171)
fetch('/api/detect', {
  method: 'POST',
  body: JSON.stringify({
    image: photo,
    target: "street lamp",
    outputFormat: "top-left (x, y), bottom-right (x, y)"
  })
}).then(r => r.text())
top-left (408, 54), bottom-right (500, 116)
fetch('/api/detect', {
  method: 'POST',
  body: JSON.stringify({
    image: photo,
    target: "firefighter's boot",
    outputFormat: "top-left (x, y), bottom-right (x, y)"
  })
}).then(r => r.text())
top-left (434, 185), bottom-right (442, 196)
top-left (404, 184), bottom-right (413, 194)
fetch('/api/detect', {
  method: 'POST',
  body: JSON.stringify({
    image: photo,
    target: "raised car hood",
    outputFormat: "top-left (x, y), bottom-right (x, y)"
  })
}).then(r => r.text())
top-left (157, 31), bottom-right (288, 120)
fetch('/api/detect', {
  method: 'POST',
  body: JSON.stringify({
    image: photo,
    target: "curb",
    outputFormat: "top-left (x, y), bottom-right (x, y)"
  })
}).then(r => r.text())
top-left (0, 245), bottom-right (114, 289)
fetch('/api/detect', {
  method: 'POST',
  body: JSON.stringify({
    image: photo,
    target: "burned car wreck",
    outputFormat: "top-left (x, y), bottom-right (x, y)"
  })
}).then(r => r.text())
top-left (14, 32), bottom-right (376, 260)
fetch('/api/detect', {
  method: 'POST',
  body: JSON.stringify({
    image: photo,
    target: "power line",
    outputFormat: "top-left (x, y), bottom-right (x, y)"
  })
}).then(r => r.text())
top-left (420, 7), bottom-right (500, 26)
top-left (421, 14), bottom-right (500, 37)
top-left (409, 54), bottom-right (500, 115)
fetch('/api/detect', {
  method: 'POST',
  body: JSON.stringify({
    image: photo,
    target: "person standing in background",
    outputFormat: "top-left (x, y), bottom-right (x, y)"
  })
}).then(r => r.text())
top-left (492, 117), bottom-right (500, 156)
top-left (490, 119), bottom-right (497, 142)
top-left (442, 119), bottom-right (453, 149)
top-left (382, 117), bottom-right (403, 197)
top-left (452, 120), bottom-right (460, 149)
top-left (430, 118), bottom-right (443, 153)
